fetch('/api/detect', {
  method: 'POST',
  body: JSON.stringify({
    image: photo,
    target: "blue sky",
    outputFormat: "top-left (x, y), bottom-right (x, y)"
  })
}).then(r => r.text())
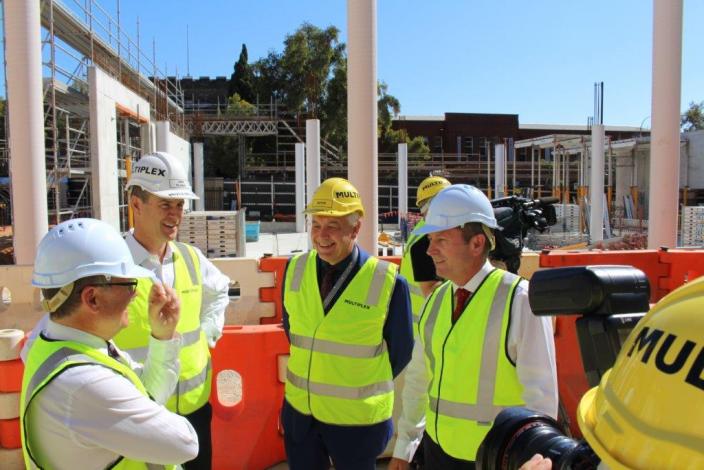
top-left (5, 1), bottom-right (704, 127)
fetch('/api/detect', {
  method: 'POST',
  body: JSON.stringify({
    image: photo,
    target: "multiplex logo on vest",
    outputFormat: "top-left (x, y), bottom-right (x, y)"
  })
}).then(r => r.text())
top-left (134, 165), bottom-right (167, 176)
top-left (344, 299), bottom-right (370, 310)
top-left (627, 326), bottom-right (704, 391)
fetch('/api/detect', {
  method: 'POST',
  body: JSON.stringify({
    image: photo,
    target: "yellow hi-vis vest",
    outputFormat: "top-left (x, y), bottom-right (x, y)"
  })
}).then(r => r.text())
top-left (284, 250), bottom-right (397, 425)
top-left (400, 219), bottom-right (427, 326)
top-left (113, 241), bottom-right (210, 415)
top-left (20, 335), bottom-right (175, 470)
top-left (419, 269), bottom-right (525, 461)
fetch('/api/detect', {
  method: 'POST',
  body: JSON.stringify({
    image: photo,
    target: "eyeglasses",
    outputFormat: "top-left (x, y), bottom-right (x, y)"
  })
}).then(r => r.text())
top-left (87, 280), bottom-right (139, 295)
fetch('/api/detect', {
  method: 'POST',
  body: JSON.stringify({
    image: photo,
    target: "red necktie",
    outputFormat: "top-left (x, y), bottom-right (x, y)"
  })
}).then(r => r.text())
top-left (452, 288), bottom-right (471, 324)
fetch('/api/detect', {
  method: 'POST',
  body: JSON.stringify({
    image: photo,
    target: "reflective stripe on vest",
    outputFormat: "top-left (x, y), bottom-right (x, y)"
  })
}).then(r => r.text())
top-left (113, 241), bottom-right (210, 415)
top-left (420, 269), bottom-right (524, 461)
top-left (20, 337), bottom-right (173, 470)
top-left (400, 219), bottom-right (427, 325)
top-left (284, 250), bottom-right (396, 425)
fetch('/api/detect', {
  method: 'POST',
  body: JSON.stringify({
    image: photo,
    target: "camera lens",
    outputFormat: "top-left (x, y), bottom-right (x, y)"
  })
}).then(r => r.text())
top-left (476, 408), bottom-right (600, 470)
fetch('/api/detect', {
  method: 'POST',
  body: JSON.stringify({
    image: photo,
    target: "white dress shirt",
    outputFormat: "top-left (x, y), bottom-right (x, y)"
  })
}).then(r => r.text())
top-left (24, 319), bottom-right (198, 469)
top-left (125, 232), bottom-right (231, 347)
top-left (393, 260), bottom-right (558, 461)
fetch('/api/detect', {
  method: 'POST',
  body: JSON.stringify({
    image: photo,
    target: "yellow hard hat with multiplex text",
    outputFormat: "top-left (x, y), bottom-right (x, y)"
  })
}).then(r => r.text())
top-left (577, 275), bottom-right (704, 469)
top-left (416, 176), bottom-right (450, 208)
top-left (305, 178), bottom-right (365, 217)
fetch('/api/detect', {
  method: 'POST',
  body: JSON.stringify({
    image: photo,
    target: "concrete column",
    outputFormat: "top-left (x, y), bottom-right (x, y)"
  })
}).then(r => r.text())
top-left (398, 143), bottom-right (408, 229)
top-left (648, 0), bottom-right (682, 248)
top-left (155, 121), bottom-right (170, 153)
top-left (193, 142), bottom-right (205, 211)
top-left (88, 67), bottom-right (120, 230)
top-left (590, 125), bottom-right (605, 242)
top-left (5, 0), bottom-right (48, 263)
top-left (347, 0), bottom-right (378, 252)
top-left (295, 142), bottom-right (305, 233)
top-left (305, 120), bottom-right (321, 209)
top-left (494, 144), bottom-right (506, 198)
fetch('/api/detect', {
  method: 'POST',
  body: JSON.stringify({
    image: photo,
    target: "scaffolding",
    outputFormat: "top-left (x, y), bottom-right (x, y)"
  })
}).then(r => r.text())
top-left (8, 0), bottom-right (186, 225)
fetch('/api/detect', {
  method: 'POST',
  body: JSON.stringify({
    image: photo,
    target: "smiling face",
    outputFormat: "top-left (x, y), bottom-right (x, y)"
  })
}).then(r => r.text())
top-left (310, 214), bottom-right (361, 266)
top-left (132, 191), bottom-right (185, 247)
top-left (426, 226), bottom-right (486, 285)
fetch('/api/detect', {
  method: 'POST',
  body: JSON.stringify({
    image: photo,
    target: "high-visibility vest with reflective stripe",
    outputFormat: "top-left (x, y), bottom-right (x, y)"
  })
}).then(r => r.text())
top-left (284, 250), bottom-right (397, 425)
top-left (419, 269), bottom-right (524, 461)
top-left (20, 336), bottom-right (175, 470)
top-left (400, 219), bottom-right (427, 326)
top-left (113, 241), bottom-right (210, 415)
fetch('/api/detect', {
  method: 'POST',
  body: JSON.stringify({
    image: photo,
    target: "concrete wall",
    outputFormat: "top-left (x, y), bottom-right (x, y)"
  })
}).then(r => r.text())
top-left (683, 130), bottom-right (704, 188)
top-left (155, 121), bottom-right (192, 178)
top-left (88, 66), bottom-right (150, 230)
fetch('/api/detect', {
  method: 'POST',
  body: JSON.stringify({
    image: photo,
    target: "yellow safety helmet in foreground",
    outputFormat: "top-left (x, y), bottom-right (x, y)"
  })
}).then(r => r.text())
top-left (305, 178), bottom-right (365, 217)
top-left (577, 275), bottom-right (704, 469)
top-left (416, 176), bottom-right (451, 208)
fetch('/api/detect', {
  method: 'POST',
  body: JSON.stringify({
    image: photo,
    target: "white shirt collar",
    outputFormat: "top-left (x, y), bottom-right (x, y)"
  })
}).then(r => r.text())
top-left (453, 259), bottom-right (494, 293)
top-left (124, 230), bottom-right (173, 267)
top-left (44, 317), bottom-right (107, 350)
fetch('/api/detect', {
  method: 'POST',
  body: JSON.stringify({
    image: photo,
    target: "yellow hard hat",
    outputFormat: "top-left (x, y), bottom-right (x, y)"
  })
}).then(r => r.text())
top-left (416, 176), bottom-right (451, 208)
top-left (577, 276), bottom-right (704, 469)
top-left (305, 178), bottom-right (365, 217)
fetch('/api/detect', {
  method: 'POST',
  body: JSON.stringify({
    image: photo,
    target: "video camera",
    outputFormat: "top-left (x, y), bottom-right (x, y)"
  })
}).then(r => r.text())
top-left (490, 196), bottom-right (558, 274)
top-left (476, 265), bottom-right (651, 470)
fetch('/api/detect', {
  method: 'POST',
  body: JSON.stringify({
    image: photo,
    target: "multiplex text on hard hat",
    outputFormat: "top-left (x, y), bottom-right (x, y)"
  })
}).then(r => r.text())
top-left (126, 152), bottom-right (198, 200)
top-left (304, 178), bottom-right (365, 217)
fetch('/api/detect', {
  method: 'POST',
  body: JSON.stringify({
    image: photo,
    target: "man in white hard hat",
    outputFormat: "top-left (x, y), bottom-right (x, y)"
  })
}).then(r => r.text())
top-left (389, 184), bottom-right (557, 470)
top-left (21, 218), bottom-right (198, 469)
top-left (114, 151), bottom-right (231, 469)
top-left (281, 178), bottom-right (414, 470)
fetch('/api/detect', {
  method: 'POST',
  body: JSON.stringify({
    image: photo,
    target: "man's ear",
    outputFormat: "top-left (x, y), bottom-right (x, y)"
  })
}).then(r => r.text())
top-left (350, 218), bottom-right (362, 239)
top-left (468, 232), bottom-right (487, 256)
top-left (130, 194), bottom-right (142, 215)
top-left (80, 285), bottom-right (100, 313)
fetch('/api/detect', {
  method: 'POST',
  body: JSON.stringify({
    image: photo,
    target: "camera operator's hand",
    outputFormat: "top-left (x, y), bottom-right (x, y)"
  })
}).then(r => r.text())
top-left (519, 454), bottom-right (552, 470)
top-left (388, 457), bottom-right (410, 470)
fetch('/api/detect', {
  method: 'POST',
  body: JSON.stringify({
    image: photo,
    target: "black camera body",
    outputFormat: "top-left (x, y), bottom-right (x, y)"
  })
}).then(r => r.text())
top-left (490, 196), bottom-right (558, 274)
top-left (476, 265), bottom-right (651, 470)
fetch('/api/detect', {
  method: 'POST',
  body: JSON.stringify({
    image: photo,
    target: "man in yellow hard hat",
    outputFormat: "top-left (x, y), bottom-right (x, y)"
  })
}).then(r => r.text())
top-left (281, 177), bottom-right (414, 470)
top-left (522, 274), bottom-right (704, 470)
top-left (400, 175), bottom-right (451, 325)
top-left (390, 184), bottom-right (557, 470)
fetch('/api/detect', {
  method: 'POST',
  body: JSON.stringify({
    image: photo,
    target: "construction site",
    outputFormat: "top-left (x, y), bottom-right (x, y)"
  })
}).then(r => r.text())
top-left (0, 0), bottom-right (701, 469)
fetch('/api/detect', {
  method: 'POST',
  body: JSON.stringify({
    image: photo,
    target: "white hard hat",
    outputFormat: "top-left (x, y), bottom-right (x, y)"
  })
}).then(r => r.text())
top-left (126, 151), bottom-right (198, 200)
top-left (413, 184), bottom-right (498, 235)
top-left (32, 218), bottom-right (154, 289)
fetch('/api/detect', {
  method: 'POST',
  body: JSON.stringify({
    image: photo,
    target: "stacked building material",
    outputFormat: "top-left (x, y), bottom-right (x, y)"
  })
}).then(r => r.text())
top-left (178, 211), bottom-right (238, 258)
top-left (681, 206), bottom-right (704, 247)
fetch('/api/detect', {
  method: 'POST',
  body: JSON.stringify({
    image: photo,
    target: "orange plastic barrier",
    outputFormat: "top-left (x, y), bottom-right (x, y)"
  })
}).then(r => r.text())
top-left (0, 360), bottom-right (23, 393)
top-left (0, 418), bottom-right (20, 449)
top-left (657, 249), bottom-right (704, 294)
top-left (540, 249), bottom-right (669, 302)
top-left (210, 324), bottom-right (289, 470)
top-left (553, 317), bottom-right (590, 438)
top-left (258, 257), bottom-right (289, 325)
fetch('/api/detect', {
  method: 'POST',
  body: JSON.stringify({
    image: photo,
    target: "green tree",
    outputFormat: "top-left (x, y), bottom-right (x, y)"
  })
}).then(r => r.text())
top-left (253, 51), bottom-right (286, 104)
top-left (226, 93), bottom-right (256, 116)
top-left (319, 57), bottom-right (347, 150)
top-left (228, 44), bottom-right (255, 103)
top-left (377, 82), bottom-right (429, 155)
top-left (681, 101), bottom-right (704, 132)
top-left (280, 23), bottom-right (343, 116)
